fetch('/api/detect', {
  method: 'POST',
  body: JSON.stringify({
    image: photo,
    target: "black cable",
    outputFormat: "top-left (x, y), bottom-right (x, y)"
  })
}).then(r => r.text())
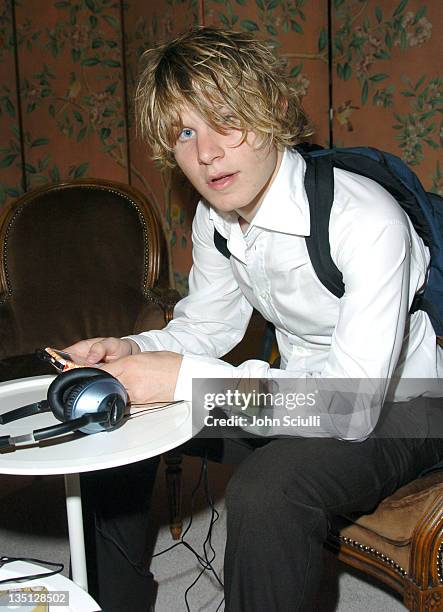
top-left (150, 450), bottom-right (206, 560)
top-left (202, 460), bottom-right (220, 569)
top-left (0, 556), bottom-right (64, 584)
top-left (151, 455), bottom-right (224, 611)
top-left (94, 427), bottom-right (209, 574)
top-left (196, 459), bottom-right (225, 611)
top-left (127, 400), bottom-right (185, 418)
top-left (88, 450), bottom-right (225, 610)
top-left (183, 552), bottom-right (211, 612)
top-left (182, 456), bottom-right (223, 612)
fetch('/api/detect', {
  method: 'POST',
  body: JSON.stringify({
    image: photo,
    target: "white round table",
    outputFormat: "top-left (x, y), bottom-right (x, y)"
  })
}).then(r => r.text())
top-left (0, 375), bottom-right (192, 593)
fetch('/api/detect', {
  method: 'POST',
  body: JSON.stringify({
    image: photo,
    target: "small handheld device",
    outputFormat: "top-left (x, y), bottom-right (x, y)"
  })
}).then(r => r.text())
top-left (36, 347), bottom-right (86, 373)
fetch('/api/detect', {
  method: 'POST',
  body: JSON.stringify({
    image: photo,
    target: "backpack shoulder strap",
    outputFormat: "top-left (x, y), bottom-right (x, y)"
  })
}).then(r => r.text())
top-left (213, 152), bottom-right (345, 298)
top-left (214, 227), bottom-right (231, 259)
top-left (303, 153), bottom-right (345, 298)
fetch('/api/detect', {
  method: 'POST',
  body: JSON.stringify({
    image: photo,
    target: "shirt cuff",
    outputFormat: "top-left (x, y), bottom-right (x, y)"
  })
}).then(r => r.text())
top-left (173, 354), bottom-right (237, 401)
top-left (122, 333), bottom-right (160, 352)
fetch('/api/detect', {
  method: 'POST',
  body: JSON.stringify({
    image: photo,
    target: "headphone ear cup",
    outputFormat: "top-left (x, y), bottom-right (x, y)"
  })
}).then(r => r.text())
top-left (47, 367), bottom-right (108, 421)
top-left (64, 381), bottom-right (92, 422)
top-left (49, 394), bottom-right (66, 422)
top-left (47, 368), bottom-right (127, 434)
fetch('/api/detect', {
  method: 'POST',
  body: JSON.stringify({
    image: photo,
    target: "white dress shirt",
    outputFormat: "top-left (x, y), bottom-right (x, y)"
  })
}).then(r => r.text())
top-left (126, 148), bottom-right (442, 439)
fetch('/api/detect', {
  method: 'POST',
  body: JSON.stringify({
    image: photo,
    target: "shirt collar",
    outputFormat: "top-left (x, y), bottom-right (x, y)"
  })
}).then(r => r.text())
top-left (250, 147), bottom-right (310, 235)
top-left (208, 148), bottom-right (311, 262)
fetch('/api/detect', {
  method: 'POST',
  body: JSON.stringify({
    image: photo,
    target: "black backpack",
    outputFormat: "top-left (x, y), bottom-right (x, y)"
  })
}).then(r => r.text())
top-left (214, 145), bottom-right (443, 337)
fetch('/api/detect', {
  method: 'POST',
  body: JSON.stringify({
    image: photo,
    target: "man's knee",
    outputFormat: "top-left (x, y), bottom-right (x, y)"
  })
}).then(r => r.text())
top-left (225, 454), bottom-right (327, 525)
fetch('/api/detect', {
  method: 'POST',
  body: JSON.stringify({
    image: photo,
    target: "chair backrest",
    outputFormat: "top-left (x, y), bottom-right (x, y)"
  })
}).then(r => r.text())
top-left (0, 179), bottom-right (168, 358)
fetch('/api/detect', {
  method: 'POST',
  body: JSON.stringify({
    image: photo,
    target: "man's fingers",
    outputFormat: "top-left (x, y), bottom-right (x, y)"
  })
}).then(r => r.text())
top-left (63, 338), bottom-right (104, 363)
top-left (85, 340), bottom-right (109, 364)
top-left (63, 337), bottom-right (133, 366)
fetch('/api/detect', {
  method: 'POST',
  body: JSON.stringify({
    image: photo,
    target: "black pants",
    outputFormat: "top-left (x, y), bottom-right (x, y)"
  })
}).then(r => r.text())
top-left (80, 456), bottom-right (160, 612)
top-left (76, 398), bottom-right (443, 612)
top-left (219, 397), bottom-right (443, 612)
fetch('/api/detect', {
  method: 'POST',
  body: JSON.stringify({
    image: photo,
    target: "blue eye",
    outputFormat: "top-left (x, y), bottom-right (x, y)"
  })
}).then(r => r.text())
top-left (179, 128), bottom-right (195, 141)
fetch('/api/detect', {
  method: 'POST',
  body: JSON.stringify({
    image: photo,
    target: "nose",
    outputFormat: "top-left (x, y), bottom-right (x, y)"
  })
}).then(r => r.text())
top-left (197, 129), bottom-right (224, 165)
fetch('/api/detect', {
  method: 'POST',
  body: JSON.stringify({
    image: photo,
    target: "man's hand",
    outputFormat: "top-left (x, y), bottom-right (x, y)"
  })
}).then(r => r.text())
top-left (63, 337), bottom-right (140, 366)
top-left (100, 351), bottom-right (183, 404)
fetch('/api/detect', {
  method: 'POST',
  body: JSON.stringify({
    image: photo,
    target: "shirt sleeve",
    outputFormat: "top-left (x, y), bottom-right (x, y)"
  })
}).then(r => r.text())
top-left (315, 214), bottom-right (412, 439)
top-left (124, 201), bottom-right (253, 359)
top-left (325, 219), bottom-right (411, 384)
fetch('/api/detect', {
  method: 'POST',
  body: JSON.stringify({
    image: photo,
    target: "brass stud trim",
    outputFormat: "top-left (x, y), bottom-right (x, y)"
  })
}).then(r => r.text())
top-left (338, 535), bottom-right (408, 577)
top-left (437, 540), bottom-right (443, 584)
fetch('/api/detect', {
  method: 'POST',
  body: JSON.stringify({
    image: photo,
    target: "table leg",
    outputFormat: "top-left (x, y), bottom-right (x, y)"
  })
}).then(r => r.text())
top-left (64, 473), bottom-right (88, 592)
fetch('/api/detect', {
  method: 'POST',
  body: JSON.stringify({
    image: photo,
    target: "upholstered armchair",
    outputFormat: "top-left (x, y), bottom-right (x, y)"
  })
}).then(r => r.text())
top-left (0, 178), bottom-right (180, 374)
top-left (327, 468), bottom-right (443, 611)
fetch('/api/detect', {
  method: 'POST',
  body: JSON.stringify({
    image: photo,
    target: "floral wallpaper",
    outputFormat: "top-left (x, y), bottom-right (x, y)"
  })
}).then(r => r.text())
top-left (0, 0), bottom-right (441, 294)
top-left (330, 0), bottom-right (442, 195)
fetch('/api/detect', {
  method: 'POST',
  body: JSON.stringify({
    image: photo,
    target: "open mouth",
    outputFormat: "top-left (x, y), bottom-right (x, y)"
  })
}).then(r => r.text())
top-left (208, 172), bottom-right (238, 190)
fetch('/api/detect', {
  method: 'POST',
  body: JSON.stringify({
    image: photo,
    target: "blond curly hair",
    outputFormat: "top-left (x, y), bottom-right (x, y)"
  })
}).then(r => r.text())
top-left (135, 26), bottom-right (314, 168)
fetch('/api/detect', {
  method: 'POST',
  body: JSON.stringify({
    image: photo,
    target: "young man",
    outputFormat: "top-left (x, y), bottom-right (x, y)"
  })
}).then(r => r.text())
top-left (68, 27), bottom-right (442, 611)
